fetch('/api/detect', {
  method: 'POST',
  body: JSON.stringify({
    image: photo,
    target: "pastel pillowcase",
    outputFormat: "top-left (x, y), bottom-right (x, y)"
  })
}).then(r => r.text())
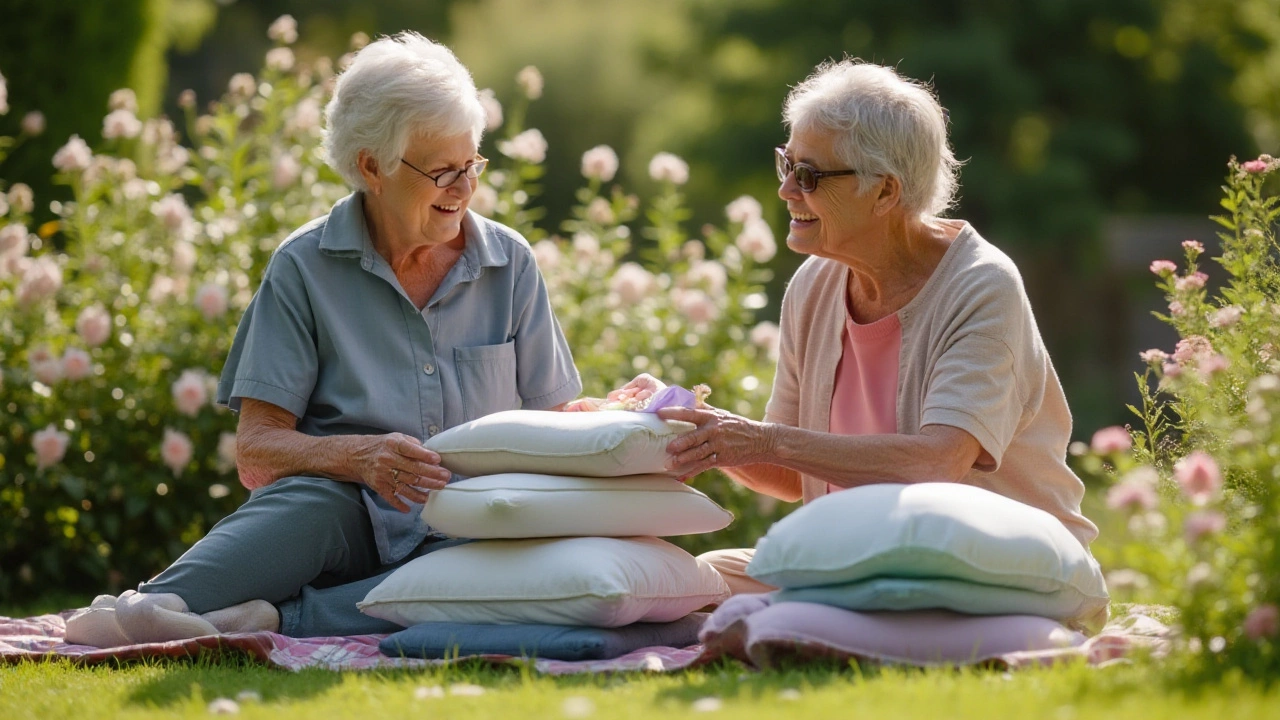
top-left (746, 483), bottom-right (1110, 632)
top-left (379, 613), bottom-right (707, 661)
top-left (422, 410), bottom-right (695, 478)
top-left (359, 536), bottom-right (730, 628)
top-left (699, 595), bottom-right (1085, 669)
top-left (421, 473), bottom-right (734, 539)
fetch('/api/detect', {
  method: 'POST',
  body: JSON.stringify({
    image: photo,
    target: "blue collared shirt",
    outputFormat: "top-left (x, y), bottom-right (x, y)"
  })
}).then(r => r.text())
top-left (217, 193), bottom-right (582, 562)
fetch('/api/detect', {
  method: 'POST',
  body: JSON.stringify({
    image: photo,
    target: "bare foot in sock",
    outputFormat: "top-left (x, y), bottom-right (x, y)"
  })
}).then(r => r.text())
top-left (201, 600), bottom-right (280, 634)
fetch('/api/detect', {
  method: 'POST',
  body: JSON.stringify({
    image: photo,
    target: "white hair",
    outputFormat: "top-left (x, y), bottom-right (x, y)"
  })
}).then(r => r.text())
top-left (323, 32), bottom-right (486, 191)
top-left (784, 59), bottom-right (961, 218)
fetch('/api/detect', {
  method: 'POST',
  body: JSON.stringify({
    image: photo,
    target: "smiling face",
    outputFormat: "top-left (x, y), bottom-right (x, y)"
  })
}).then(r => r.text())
top-left (778, 127), bottom-right (880, 260)
top-left (378, 131), bottom-right (479, 248)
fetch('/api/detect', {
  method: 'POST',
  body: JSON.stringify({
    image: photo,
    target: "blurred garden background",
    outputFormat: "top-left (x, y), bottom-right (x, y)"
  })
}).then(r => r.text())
top-left (2, 0), bottom-right (1280, 681)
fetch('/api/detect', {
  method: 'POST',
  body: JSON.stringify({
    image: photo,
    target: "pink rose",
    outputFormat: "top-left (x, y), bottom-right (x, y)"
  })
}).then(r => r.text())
top-left (216, 432), bottom-right (238, 474)
top-left (1243, 604), bottom-right (1279, 641)
top-left (1149, 260), bottom-right (1177, 276)
top-left (1162, 361), bottom-right (1182, 378)
top-left (1105, 480), bottom-right (1158, 513)
top-left (17, 256), bottom-right (62, 305)
top-left (1209, 306), bottom-right (1243, 328)
top-left (1183, 510), bottom-right (1226, 543)
top-left (580, 145), bottom-right (619, 183)
top-left (726, 195), bottom-right (764, 225)
top-left (1198, 354), bottom-right (1230, 379)
top-left (1169, 300), bottom-right (1185, 316)
top-left (1241, 159), bottom-right (1268, 174)
top-left (1139, 349), bottom-right (1169, 364)
top-left (750, 321), bottom-right (781, 360)
top-left (1173, 336), bottom-right (1213, 364)
top-left (171, 369), bottom-right (209, 417)
top-left (735, 218), bottom-right (777, 263)
top-left (1175, 451), bottom-right (1222, 505)
top-left (31, 357), bottom-right (64, 385)
top-left (195, 283), bottom-right (229, 321)
top-left (1175, 272), bottom-right (1208, 292)
top-left (1091, 426), bottom-right (1132, 454)
top-left (1182, 240), bottom-right (1204, 255)
top-left (76, 305), bottom-right (112, 347)
top-left (675, 288), bottom-right (719, 325)
top-left (33, 424), bottom-right (70, 470)
top-left (62, 347), bottom-right (93, 381)
top-left (161, 428), bottom-right (194, 477)
top-left (610, 262), bottom-right (656, 305)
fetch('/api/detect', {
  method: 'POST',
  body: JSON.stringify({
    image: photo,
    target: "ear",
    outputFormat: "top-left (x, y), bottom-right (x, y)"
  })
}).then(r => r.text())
top-left (872, 175), bottom-right (902, 217)
top-left (356, 150), bottom-right (383, 195)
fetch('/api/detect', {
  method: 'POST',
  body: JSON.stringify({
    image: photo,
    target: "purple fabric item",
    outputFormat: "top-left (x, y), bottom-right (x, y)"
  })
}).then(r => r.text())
top-left (639, 385), bottom-right (698, 413)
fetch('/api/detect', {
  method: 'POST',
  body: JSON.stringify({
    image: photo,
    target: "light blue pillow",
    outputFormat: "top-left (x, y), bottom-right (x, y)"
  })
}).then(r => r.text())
top-left (379, 613), bottom-right (707, 661)
top-left (774, 577), bottom-right (1103, 633)
top-left (746, 483), bottom-right (1109, 632)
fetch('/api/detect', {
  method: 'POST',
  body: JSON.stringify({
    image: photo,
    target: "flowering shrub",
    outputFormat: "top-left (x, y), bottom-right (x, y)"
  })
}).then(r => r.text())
top-left (0, 22), bottom-right (781, 601)
top-left (1081, 155), bottom-right (1280, 680)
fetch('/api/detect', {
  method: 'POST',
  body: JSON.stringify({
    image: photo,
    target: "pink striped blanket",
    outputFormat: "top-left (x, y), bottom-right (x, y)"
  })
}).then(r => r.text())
top-left (0, 606), bottom-right (1170, 674)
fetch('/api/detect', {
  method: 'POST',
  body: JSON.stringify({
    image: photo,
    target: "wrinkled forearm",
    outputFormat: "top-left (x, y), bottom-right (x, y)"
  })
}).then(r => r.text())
top-left (763, 423), bottom-right (979, 490)
top-left (723, 463), bottom-right (803, 502)
top-left (236, 425), bottom-right (364, 489)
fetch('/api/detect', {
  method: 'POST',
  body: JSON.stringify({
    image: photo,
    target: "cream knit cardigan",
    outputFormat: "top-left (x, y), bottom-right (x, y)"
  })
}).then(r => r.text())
top-left (763, 224), bottom-right (1098, 547)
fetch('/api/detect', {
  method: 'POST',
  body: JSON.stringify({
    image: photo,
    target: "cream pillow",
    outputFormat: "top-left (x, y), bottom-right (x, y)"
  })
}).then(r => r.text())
top-left (421, 473), bottom-right (733, 539)
top-left (358, 536), bottom-right (730, 628)
top-left (746, 483), bottom-right (1108, 625)
top-left (422, 410), bottom-right (695, 477)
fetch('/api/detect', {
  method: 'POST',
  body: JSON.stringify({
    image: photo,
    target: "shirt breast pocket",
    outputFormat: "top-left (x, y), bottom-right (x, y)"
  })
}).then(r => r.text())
top-left (454, 341), bottom-right (522, 422)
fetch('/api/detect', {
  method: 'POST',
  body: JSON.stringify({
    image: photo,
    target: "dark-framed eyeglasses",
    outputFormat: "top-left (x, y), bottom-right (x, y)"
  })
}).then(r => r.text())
top-left (400, 155), bottom-right (489, 188)
top-left (774, 145), bottom-right (857, 193)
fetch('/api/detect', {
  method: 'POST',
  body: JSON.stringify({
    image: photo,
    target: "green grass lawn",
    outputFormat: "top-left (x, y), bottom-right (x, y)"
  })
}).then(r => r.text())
top-left (4, 654), bottom-right (1280, 719)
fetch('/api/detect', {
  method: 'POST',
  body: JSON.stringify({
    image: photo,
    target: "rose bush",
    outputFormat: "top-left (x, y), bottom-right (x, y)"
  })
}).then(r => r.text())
top-left (1081, 155), bottom-right (1280, 681)
top-left (0, 22), bottom-right (782, 602)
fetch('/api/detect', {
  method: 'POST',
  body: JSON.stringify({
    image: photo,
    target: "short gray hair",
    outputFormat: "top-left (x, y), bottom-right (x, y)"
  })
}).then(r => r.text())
top-left (324, 32), bottom-right (486, 191)
top-left (784, 60), bottom-right (960, 218)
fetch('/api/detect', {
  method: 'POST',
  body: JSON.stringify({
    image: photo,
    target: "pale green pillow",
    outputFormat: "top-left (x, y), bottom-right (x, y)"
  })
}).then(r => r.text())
top-left (746, 483), bottom-right (1109, 630)
top-left (775, 577), bottom-right (1107, 633)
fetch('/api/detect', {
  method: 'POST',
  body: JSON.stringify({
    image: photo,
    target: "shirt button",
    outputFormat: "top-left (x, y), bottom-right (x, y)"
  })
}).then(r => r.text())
top-left (423, 363), bottom-right (435, 375)
top-left (428, 425), bottom-right (440, 436)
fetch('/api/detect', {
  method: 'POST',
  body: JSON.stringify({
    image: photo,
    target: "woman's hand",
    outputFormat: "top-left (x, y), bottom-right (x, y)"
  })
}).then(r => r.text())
top-left (607, 373), bottom-right (667, 404)
top-left (350, 433), bottom-right (451, 512)
top-left (657, 406), bottom-right (774, 482)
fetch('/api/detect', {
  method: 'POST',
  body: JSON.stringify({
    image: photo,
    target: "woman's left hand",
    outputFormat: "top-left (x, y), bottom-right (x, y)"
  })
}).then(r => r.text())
top-left (656, 406), bottom-right (772, 481)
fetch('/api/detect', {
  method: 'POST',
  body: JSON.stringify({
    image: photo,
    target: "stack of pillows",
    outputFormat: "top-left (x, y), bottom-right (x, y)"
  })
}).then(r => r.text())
top-left (699, 482), bottom-right (1111, 668)
top-left (357, 409), bottom-right (734, 661)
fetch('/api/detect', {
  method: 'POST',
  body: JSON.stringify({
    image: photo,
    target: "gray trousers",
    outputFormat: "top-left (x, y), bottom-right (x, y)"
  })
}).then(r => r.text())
top-left (138, 476), bottom-right (466, 637)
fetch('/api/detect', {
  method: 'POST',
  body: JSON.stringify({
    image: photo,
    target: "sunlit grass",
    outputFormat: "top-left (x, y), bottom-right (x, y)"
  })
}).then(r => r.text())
top-left (3, 655), bottom-right (1280, 720)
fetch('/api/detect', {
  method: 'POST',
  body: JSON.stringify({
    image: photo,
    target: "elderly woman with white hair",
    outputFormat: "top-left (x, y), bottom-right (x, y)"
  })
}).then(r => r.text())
top-left (66, 32), bottom-right (581, 644)
top-left (614, 59), bottom-right (1099, 595)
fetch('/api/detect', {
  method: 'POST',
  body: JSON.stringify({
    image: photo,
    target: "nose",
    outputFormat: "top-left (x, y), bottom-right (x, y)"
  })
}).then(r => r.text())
top-left (778, 170), bottom-right (802, 202)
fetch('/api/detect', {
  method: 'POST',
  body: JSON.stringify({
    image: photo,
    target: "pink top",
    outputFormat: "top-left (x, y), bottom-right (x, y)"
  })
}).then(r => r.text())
top-left (827, 307), bottom-right (902, 495)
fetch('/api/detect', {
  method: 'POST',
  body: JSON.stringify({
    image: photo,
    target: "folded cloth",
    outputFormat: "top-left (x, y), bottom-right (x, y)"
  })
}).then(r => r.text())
top-left (380, 613), bottom-right (708, 661)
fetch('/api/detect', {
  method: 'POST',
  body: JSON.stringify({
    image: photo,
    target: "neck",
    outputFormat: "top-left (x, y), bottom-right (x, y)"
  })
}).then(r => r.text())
top-left (361, 191), bottom-right (462, 267)
top-left (840, 215), bottom-right (959, 322)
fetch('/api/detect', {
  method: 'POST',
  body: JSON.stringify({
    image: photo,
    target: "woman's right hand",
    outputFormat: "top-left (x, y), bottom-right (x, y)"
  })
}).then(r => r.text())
top-left (606, 373), bottom-right (667, 404)
top-left (349, 433), bottom-right (451, 512)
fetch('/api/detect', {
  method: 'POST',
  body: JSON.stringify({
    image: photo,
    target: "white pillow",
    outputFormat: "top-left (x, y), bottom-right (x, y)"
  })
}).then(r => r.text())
top-left (746, 483), bottom-right (1108, 626)
top-left (421, 473), bottom-right (734, 539)
top-left (422, 409), bottom-right (695, 478)
top-left (358, 536), bottom-right (730, 628)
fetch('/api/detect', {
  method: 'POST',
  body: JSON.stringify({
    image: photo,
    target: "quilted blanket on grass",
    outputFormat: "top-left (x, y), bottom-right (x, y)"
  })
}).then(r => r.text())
top-left (0, 605), bottom-right (1171, 674)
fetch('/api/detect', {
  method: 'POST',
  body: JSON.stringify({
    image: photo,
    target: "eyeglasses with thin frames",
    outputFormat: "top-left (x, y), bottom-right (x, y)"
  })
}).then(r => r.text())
top-left (400, 156), bottom-right (489, 188)
top-left (774, 145), bottom-right (857, 193)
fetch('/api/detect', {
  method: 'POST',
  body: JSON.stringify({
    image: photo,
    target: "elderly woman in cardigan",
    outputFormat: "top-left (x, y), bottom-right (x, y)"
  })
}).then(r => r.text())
top-left (612, 59), bottom-right (1098, 595)
top-left (67, 32), bottom-right (581, 645)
